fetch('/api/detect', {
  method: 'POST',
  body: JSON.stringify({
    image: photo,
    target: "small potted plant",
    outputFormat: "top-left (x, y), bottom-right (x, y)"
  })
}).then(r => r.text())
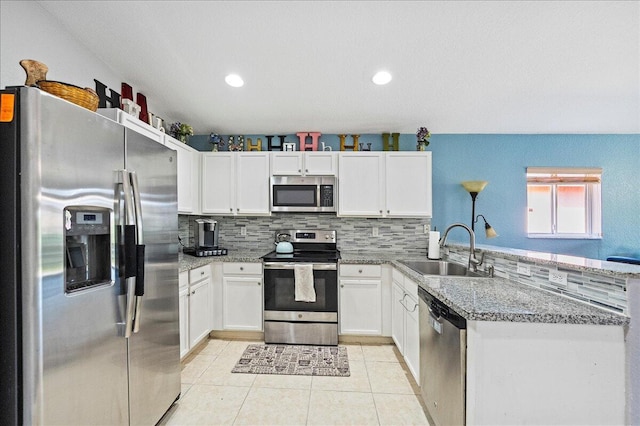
top-left (209, 133), bottom-right (225, 152)
top-left (170, 122), bottom-right (194, 143)
top-left (416, 126), bottom-right (430, 151)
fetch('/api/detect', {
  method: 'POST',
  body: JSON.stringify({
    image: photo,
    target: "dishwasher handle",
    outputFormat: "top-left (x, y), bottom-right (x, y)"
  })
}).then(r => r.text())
top-left (418, 286), bottom-right (467, 329)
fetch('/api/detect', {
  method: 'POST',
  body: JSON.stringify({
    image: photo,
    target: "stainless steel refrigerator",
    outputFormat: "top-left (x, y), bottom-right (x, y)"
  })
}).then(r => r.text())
top-left (0, 86), bottom-right (181, 425)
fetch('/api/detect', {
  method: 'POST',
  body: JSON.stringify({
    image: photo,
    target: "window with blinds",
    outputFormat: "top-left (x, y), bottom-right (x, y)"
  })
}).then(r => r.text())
top-left (526, 167), bottom-right (602, 239)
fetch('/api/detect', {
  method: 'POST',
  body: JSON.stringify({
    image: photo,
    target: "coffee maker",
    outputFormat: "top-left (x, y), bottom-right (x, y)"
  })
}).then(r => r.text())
top-left (190, 218), bottom-right (226, 257)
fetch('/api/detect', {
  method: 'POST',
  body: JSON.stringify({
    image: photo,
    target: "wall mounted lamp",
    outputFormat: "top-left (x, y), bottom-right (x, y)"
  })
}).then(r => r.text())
top-left (475, 214), bottom-right (498, 239)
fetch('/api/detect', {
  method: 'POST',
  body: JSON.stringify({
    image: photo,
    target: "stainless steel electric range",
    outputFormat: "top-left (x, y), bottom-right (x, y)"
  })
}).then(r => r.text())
top-left (261, 229), bottom-right (340, 345)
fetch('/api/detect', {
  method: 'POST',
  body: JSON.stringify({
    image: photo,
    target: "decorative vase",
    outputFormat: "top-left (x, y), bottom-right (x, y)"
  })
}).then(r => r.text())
top-left (417, 140), bottom-right (429, 151)
top-left (211, 142), bottom-right (219, 152)
top-left (178, 134), bottom-right (189, 143)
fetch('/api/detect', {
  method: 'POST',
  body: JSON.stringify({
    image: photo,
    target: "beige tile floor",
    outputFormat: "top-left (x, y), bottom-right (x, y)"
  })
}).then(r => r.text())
top-left (159, 338), bottom-right (432, 425)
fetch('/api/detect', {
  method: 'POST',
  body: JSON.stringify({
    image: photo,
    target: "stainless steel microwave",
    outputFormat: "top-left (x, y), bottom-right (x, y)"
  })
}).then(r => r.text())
top-left (270, 176), bottom-right (336, 212)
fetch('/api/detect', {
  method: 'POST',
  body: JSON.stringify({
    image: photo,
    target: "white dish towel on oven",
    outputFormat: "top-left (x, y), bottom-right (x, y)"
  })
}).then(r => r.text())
top-left (294, 264), bottom-right (316, 303)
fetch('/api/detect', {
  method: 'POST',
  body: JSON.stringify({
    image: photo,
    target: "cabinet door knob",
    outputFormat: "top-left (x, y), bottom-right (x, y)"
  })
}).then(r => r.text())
top-left (340, 284), bottom-right (344, 288)
top-left (298, 169), bottom-right (301, 173)
top-left (230, 208), bottom-right (233, 212)
top-left (191, 290), bottom-right (195, 295)
top-left (240, 266), bottom-right (244, 271)
top-left (305, 169), bottom-right (308, 173)
top-left (201, 271), bottom-right (204, 275)
top-left (379, 210), bottom-right (383, 214)
top-left (387, 210), bottom-right (390, 214)
top-left (358, 269), bottom-right (363, 273)
top-left (237, 208), bottom-right (240, 212)
top-left (258, 282), bottom-right (261, 286)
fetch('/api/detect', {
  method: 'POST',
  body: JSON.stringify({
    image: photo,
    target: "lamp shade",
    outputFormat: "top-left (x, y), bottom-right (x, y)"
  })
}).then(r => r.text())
top-left (485, 223), bottom-right (498, 238)
top-left (461, 180), bottom-right (488, 194)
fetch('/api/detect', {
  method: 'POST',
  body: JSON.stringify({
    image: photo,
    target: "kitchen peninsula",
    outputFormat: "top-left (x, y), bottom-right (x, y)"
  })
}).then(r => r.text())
top-left (180, 243), bottom-right (634, 425)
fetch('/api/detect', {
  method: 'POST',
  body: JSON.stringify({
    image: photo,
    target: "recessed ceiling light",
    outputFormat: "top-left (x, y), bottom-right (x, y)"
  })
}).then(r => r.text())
top-left (372, 71), bottom-right (392, 85)
top-left (225, 74), bottom-right (244, 87)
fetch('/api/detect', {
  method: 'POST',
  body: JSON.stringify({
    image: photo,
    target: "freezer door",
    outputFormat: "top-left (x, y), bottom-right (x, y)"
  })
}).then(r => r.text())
top-left (17, 88), bottom-right (129, 425)
top-left (125, 128), bottom-right (181, 425)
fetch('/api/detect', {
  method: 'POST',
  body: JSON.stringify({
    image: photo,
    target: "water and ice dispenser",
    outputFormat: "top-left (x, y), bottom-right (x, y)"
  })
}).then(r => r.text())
top-left (64, 207), bottom-right (113, 293)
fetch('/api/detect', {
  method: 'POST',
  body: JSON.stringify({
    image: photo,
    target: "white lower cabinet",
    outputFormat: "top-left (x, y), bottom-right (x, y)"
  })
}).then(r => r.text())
top-left (189, 277), bottom-right (211, 348)
top-left (222, 262), bottom-right (263, 331)
top-left (339, 264), bottom-right (382, 335)
top-left (391, 268), bottom-right (420, 382)
top-left (178, 272), bottom-right (190, 359)
top-left (179, 265), bottom-right (212, 359)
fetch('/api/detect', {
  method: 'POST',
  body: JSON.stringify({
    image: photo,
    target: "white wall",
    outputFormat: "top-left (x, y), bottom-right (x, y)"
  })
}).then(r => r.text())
top-left (0, 1), bottom-right (167, 119)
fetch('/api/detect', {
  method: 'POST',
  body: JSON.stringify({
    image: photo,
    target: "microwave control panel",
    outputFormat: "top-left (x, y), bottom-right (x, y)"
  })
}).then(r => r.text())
top-left (320, 185), bottom-right (334, 207)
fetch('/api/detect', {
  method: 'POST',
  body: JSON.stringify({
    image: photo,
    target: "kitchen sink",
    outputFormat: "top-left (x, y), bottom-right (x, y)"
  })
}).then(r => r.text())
top-left (399, 260), bottom-right (487, 277)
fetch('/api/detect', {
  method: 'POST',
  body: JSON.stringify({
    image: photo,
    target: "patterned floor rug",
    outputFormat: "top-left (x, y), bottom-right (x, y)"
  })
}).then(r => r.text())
top-left (231, 344), bottom-right (350, 377)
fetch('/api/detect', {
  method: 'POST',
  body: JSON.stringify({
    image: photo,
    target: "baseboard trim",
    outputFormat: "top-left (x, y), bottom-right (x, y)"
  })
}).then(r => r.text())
top-left (338, 335), bottom-right (394, 345)
top-left (209, 330), bottom-right (265, 341)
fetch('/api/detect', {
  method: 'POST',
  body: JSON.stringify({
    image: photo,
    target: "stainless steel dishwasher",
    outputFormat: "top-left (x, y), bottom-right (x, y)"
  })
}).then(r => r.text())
top-left (419, 286), bottom-right (467, 426)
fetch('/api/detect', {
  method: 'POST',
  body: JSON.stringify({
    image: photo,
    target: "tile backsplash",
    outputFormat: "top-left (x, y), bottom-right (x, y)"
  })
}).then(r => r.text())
top-left (179, 214), bottom-right (430, 255)
top-left (179, 214), bottom-right (628, 315)
top-left (447, 246), bottom-right (629, 314)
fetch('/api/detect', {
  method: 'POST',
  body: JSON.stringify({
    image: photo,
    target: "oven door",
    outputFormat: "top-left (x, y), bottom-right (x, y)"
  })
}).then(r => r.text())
top-left (263, 262), bottom-right (338, 316)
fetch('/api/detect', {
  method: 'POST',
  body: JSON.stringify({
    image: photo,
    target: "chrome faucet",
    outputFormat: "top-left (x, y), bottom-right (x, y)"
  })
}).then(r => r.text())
top-left (439, 223), bottom-right (482, 270)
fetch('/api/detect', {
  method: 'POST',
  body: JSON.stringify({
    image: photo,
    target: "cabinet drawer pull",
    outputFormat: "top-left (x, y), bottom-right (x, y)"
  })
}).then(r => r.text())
top-left (358, 269), bottom-right (363, 273)
top-left (201, 271), bottom-right (205, 275)
top-left (240, 266), bottom-right (244, 271)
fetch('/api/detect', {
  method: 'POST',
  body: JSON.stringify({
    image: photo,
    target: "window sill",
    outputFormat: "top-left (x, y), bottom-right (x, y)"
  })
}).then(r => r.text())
top-left (527, 234), bottom-right (602, 240)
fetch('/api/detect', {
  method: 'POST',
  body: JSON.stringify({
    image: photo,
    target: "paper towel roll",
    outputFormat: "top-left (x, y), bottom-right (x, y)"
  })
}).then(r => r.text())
top-left (428, 231), bottom-right (441, 259)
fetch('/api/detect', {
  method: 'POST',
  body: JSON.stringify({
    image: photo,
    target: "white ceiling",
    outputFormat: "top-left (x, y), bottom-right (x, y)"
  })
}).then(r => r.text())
top-left (37, 1), bottom-right (639, 135)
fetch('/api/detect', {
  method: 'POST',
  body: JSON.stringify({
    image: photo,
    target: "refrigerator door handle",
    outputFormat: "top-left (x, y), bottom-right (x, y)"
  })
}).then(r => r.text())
top-left (120, 170), bottom-right (138, 338)
top-left (130, 171), bottom-right (146, 333)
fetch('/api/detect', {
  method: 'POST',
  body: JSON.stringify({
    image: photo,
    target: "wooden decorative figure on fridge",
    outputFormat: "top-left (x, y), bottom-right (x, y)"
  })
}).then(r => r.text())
top-left (93, 79), bottom-right (121, 109)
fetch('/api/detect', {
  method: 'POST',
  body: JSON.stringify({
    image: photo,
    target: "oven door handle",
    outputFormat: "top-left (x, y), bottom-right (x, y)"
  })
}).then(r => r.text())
top-left (263, 262), bottom-right (337, 271)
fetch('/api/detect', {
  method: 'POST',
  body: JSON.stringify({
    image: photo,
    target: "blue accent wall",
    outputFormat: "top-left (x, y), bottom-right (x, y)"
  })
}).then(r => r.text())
top-left (189, 133), bottom-right (639, 260)
top-left (429, 134), bottom-right (640, 260)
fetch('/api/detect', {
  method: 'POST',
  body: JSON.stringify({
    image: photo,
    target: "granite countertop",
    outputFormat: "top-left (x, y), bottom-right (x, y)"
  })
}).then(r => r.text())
top-left (179, 250), bottom-right (265, 272)
top-left (340, 251), bottom-right (628, 326)
top-left (179, 250), bottom-right (629, 326)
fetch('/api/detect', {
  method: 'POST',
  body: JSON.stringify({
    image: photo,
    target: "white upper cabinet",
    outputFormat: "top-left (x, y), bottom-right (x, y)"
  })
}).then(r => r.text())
top-left (201, 153), bottom-right (234, 214)
top-left (163, 134), bottom-right (200, 214)
top-left (235, 152), bottom-right (271, 215)
top-left (338, 152), bottom-right (432, 218)
top-left (338, 152), bottom-right (385, 216)
top-left (97, 108), bottom-right (164, 145)
top-left (385, 152), bottom-right (432, 217)
top-left (201, 152), bottom-right (270, 216)
top-left (271, 152), bottom-right (337, 176)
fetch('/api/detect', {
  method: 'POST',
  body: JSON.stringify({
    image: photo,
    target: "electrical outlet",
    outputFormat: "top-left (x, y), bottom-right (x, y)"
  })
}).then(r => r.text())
top-left (516, 262), bottom-right (531, 276)
top-left (240, 226), bottom-right (247, 236)
top-left (549, 270), bottom-right (568, 286)
top-left (372, 227), bottom-right (379, 237)
top-left (424, 224), bottom-right (430, 234)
